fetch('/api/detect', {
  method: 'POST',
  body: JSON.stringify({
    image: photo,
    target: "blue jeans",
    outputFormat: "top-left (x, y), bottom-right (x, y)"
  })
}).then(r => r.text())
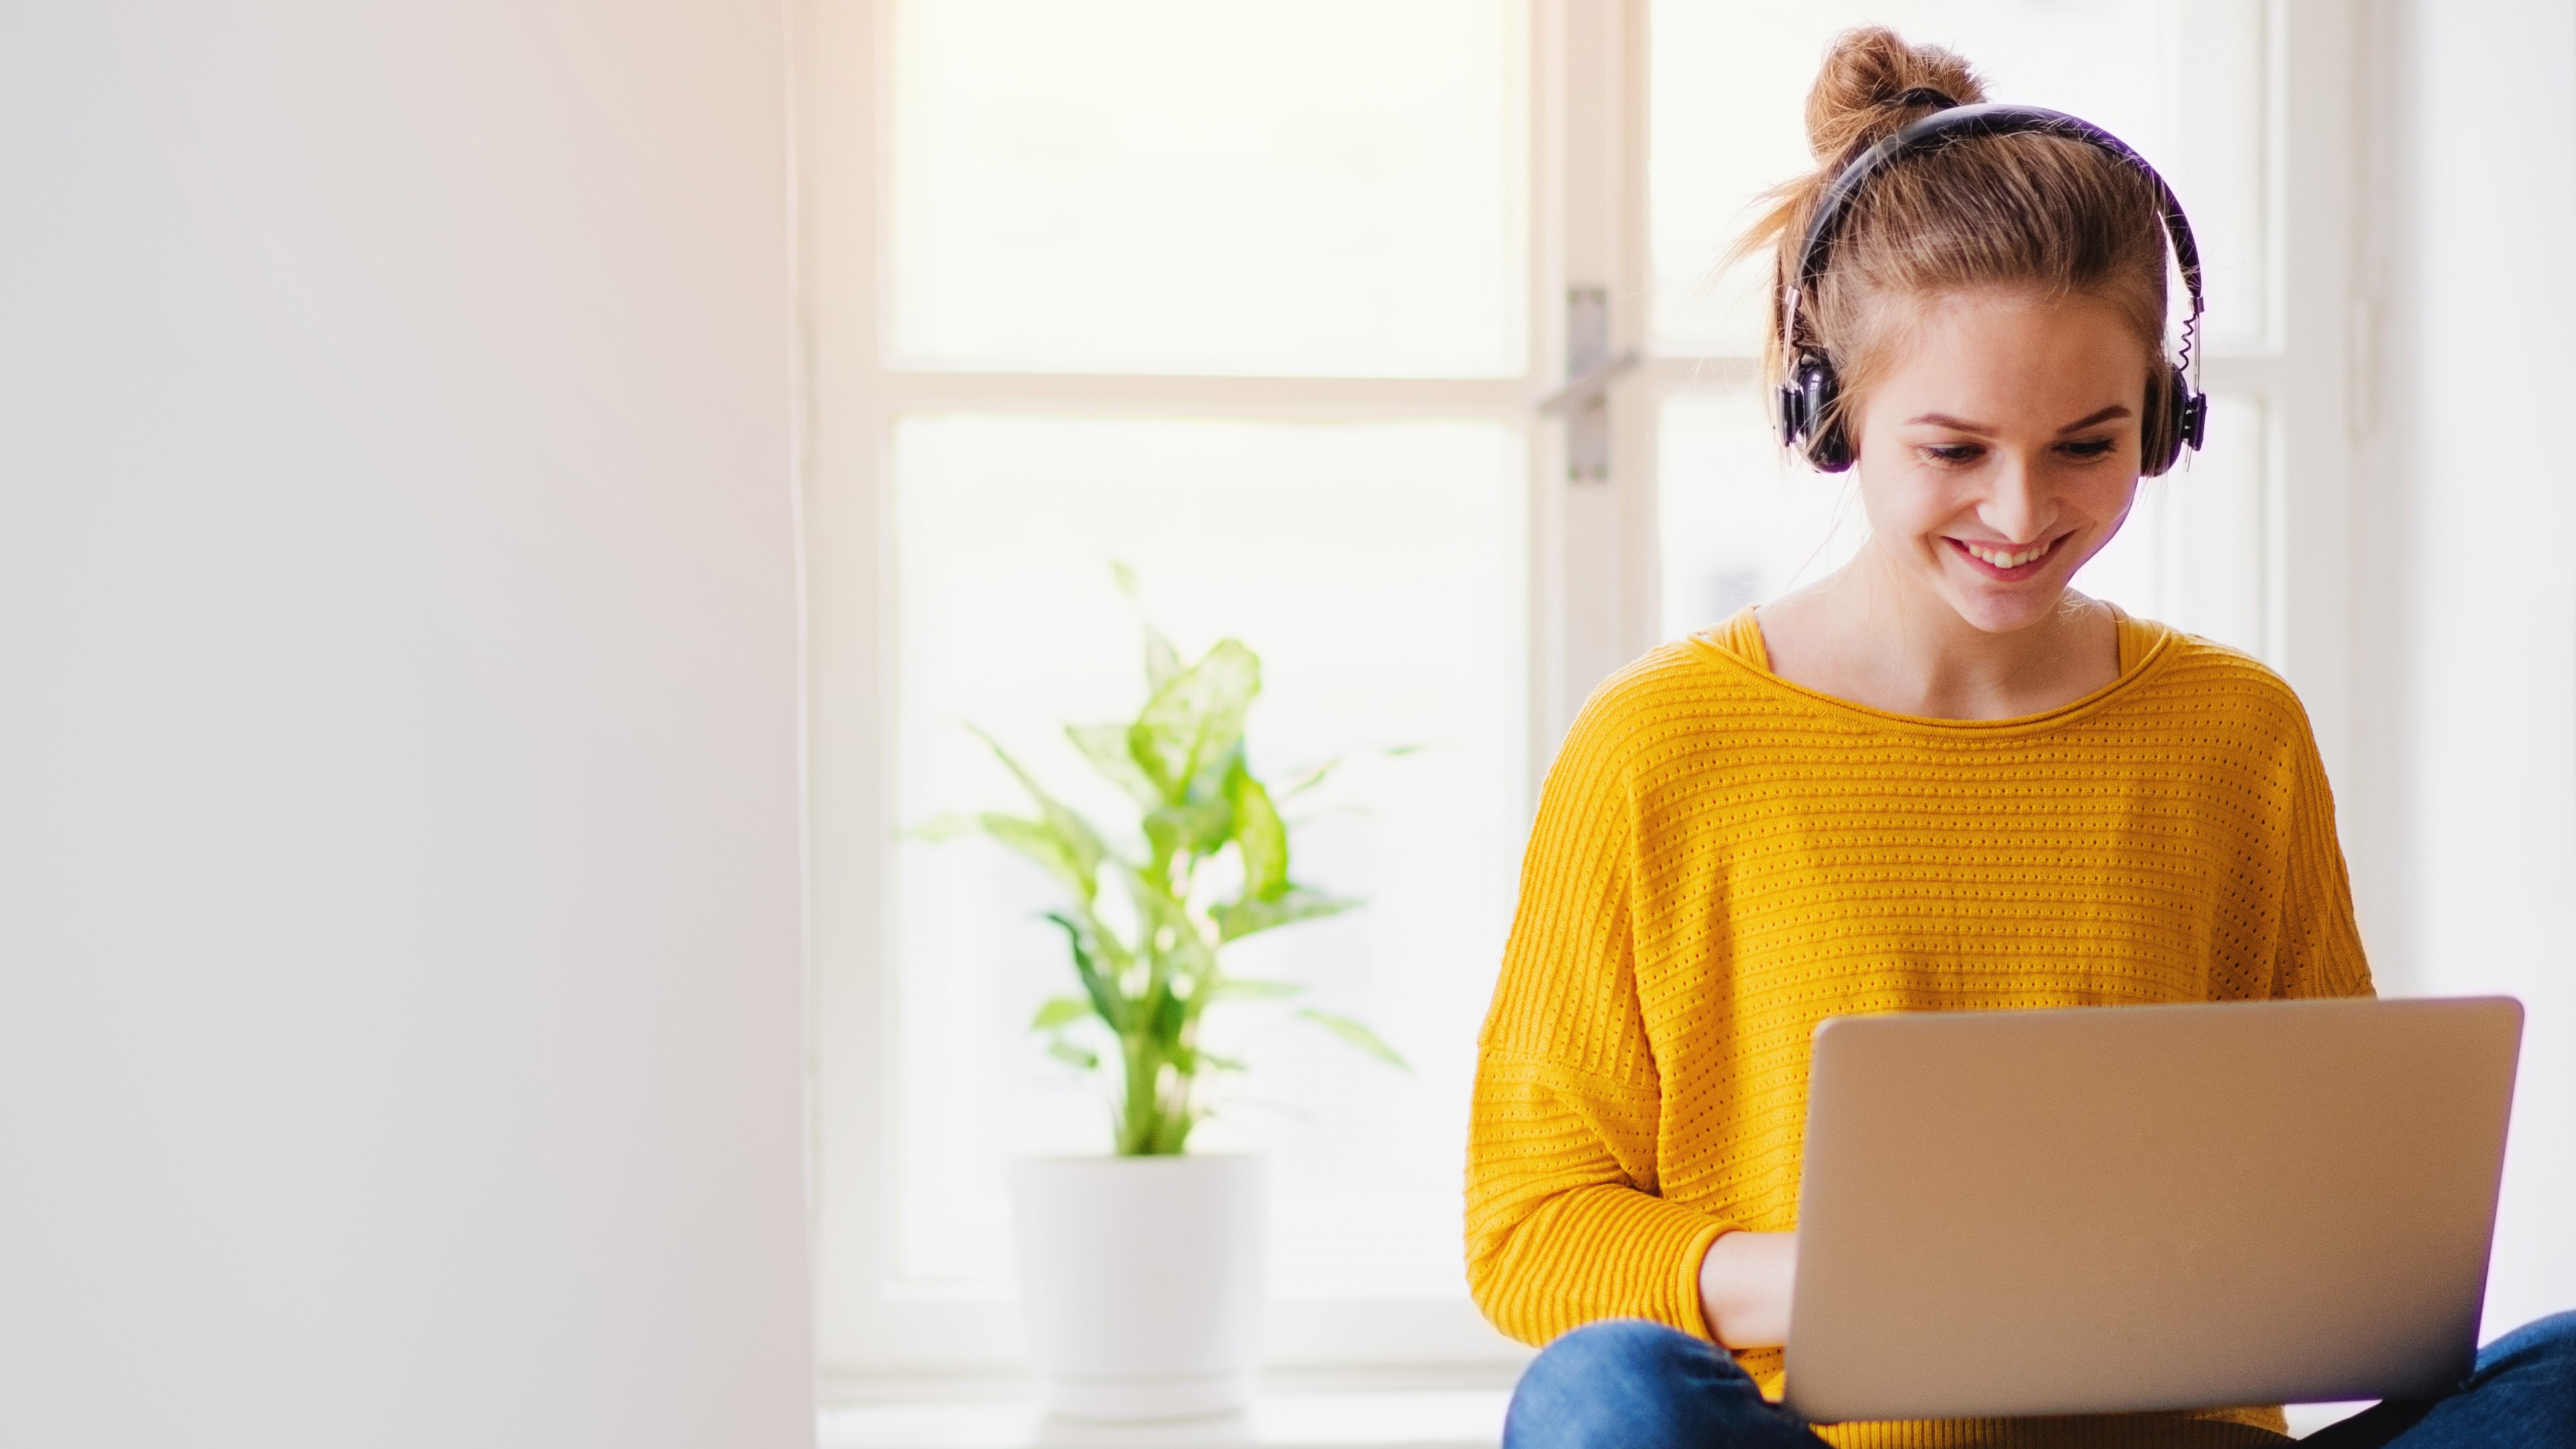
top-left (1503, 1314), bottom-right (2576, 1448)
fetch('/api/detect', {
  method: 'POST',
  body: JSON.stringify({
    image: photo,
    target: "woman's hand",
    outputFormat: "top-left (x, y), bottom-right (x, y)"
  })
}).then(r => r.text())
top-left (1698, 1230), bottom-right (1798, 1349)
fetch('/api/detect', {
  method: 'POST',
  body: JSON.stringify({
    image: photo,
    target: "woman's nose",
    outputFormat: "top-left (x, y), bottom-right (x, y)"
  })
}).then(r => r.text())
top-left (1979, 457), bottom-right (2052, 543)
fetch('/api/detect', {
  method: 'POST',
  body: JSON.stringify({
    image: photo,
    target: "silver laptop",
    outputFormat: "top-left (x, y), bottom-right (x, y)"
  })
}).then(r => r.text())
top-left (1785, 995), bottom-right (2522, 1423)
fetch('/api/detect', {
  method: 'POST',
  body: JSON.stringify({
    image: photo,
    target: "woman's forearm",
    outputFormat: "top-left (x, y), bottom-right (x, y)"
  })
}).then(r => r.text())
top-left (1697, 1229), bottom-right (1798, 1349)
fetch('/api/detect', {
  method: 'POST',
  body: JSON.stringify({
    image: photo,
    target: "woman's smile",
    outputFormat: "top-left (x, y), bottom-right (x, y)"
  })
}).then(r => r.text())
top-left (1945, 531), bottom-right (2073, 580)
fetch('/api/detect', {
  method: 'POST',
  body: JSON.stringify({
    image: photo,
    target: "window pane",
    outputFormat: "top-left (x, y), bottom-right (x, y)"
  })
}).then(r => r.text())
top-left (1657, 390), bottom-right (1866, 640)
top-left (1648, 0), bottom-right (2267, 356)
top-left (890, 0), bottom-right (1528, 377)
top-left (889, 416), bottom-right (1527, 1294)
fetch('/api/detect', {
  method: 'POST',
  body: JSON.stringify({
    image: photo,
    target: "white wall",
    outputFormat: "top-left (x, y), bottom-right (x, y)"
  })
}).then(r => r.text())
top-left (0, 5), bottom-right (813, 1446)
top-left (2374, 0), bottom-right (2576, 1343)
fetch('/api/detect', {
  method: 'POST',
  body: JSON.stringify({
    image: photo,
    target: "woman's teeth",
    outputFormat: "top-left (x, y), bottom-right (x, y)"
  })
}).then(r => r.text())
top-left (1964, 540), bottom-right (2050, 569)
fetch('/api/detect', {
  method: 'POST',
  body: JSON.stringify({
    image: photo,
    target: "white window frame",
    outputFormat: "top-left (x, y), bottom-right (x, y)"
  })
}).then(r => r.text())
top-left (801, 0), bottom-right (1556, 1392)
top-left (800, 0), bottom-right (2358, 1394)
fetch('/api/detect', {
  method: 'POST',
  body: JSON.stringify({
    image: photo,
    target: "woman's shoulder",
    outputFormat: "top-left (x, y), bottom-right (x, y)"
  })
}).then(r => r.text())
top-left (1552, 617), bottom-right (1795, 773)
top-left (2119, 614), bottom-right (2322, 745)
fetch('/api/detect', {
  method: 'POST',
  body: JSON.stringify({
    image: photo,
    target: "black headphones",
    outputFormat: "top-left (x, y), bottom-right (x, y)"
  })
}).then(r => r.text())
top-left (1777, 100), bottom-right (2210, 476)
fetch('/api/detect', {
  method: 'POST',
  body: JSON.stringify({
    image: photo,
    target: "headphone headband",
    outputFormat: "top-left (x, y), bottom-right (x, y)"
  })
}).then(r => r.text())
top-left (1795, 103), bottom-right (2204, 329)
top-left (1779, 102), bottom-right (2210, 474)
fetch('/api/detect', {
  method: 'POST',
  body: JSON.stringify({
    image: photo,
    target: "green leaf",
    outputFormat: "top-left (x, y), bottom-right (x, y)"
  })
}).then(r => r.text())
top-left (1115, 862), bottom-right (1191, 951)
top-left (1156, 895), bottom-right (1223, 985)
top-left (1273, 744), bottom-right (1415, 801)
top-left (1298, 1009), bottom-right (1411, 1071)
top-left (1143, 793), bottom-right (1234, 864)
top-left (970, 727), bottom-right (1107, 898)
top-left (1145, 627), bottom-right (1184, 694)
top-left (1149, 987), bottom-right (1188, 1051)
top-left (1045, 1037), bottom-right (1100, 1071)
top-left (1030, 997), bottom-right (1092, 1031)
top-left (1129, 640), bottom-right (1260, 804)
top-left (1044, 912), bottom-right (1126, 1031)
top-left (1105, 565), bottom-right (1185, 692)
top-left (1068, 722), bottom-right (1161, 807)
top-left (1209, 978), bottom-right (1306, 1000)
top-left (1274, 759), bottom-right (1340, 799)
top-left (975, 813), bottom-right (1093, 897)
top-left (1227, 762), bottom-right (1288, 901)
top-left (1213, 886), bottom-right (1360, 943)
top-left (907, 813), bottom-right (976, 841)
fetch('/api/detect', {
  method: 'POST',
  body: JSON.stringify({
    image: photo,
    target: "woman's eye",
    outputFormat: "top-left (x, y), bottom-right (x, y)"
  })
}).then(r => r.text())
top-left (2058, 438), bottom-right (2118, 460)
top-left (1922, 444), bottom-right (1983, 465)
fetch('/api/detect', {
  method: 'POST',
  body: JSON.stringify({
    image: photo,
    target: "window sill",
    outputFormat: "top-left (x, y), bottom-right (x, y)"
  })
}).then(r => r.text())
top-left (817, 1390), bottom-right (1510, 1449)
top-left (819, 1388), bottom-right (2370, 1445)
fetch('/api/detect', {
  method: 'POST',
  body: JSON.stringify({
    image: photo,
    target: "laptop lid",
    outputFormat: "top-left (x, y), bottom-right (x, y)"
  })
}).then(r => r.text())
top-left (1783, 996), bottom-right (2522, 1423)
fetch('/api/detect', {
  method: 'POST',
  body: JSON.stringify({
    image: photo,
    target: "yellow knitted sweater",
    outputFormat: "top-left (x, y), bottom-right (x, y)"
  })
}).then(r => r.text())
top-left (1467, 609), bottom-right (2373, 1449)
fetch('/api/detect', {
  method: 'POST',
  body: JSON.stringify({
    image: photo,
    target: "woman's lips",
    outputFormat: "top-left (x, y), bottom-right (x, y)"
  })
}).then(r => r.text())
top-left (1945, 533), bottom-right (2068, 581)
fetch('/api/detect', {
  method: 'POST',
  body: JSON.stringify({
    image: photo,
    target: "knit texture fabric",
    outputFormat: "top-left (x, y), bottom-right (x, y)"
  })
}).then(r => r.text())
top-left (1467, 609), bottom-right (2373, 1449)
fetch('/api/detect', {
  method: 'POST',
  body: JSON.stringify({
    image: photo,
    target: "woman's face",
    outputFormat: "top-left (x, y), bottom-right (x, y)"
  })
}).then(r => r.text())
top-left (1847, 291), bottom-right (2150, 635)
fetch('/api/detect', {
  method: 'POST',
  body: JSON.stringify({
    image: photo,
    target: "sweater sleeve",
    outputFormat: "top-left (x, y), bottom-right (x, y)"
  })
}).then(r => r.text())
top-left (2272, 721), bottom-right (2375, 1001)
top-left (1463, 692), bottom-right (1733, 1346)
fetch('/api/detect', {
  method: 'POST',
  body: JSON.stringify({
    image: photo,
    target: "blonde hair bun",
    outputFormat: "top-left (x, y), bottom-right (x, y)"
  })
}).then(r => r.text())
top-left (1804, 25), bottom-right (1988, 167)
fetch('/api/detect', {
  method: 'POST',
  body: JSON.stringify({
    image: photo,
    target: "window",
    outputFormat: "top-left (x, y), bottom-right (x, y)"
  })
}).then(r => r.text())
top-left (807, 0), bottom-right (1540, 1381)
top-left (806, 0), bottom-right (2354, 1390)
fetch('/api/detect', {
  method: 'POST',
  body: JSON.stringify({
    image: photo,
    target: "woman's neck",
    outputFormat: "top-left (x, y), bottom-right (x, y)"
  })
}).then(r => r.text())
top-left (1754, 546), bottom-right (2121, 721)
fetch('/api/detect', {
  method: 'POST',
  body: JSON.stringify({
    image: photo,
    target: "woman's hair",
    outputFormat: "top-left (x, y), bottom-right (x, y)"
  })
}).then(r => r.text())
top-left (1728, 27), bottom-right (2176, 444)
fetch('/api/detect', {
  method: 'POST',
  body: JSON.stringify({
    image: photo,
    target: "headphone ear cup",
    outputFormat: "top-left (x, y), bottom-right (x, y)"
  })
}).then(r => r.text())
top-left (1809, 418), bottom-right (1854, 473)
top-left (1779, 359), bottom-right (1823, 448)
top-left (2143, 362), bottom-right (2205, 476)
top-left (1799, 362), bottom-right (1856, 473)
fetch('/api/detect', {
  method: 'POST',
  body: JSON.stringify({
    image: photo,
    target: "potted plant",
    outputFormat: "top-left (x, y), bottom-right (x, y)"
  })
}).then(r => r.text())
top-left (927, 589), bottom-right (1405, 1423)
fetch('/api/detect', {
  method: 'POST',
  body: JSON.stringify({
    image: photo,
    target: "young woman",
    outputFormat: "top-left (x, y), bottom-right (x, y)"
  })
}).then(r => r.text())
top-left (1465, 29), bottom-right (2575, 1449)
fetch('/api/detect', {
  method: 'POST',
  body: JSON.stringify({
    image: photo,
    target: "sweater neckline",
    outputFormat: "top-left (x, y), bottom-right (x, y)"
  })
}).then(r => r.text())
top-left (1681, 604), bottom-right (2176, 736)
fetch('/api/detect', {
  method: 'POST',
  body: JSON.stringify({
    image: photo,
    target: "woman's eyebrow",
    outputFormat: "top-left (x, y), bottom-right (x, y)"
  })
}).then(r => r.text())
top-left (1904, 412), bottom-right (1994, 434)
top-left (1902, 404), bottom-right (2134, 436)
top-left (2055, 404), bottom-right (2132, 434)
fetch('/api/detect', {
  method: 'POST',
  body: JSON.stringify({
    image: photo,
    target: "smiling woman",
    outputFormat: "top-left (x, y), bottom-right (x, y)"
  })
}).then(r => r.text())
top-left (1470, 22), bottom-right (2576, 1449)
top-left (1468, 27), bottom-right (2396, 1449)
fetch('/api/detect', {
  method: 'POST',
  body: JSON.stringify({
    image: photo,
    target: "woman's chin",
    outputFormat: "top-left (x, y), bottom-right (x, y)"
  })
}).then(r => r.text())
top-left (1937, 578), bottom-right (2073, 636)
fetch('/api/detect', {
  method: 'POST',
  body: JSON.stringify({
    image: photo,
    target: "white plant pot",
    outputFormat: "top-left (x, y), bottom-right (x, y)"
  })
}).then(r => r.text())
top-left (1010, 1152), bottom-right (1268, 1423)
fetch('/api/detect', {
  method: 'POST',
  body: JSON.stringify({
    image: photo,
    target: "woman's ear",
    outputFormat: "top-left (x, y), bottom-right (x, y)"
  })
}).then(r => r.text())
top-left (2139, 359), bottom-right (2187, 477)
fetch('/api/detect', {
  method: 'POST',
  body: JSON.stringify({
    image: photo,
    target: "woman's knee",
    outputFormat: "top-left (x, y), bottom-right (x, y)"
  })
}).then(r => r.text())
top-left (1504, 1319), bottom-right (1781, 1449)
top-left (2478, 1309), bottom-right (2576, 1380)
top-left (1526, 1318), bottom-right (1713, 1388)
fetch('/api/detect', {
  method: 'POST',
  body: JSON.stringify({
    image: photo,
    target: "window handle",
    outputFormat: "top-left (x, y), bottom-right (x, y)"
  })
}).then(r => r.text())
top-left (1536, 286), bottom-right (1639, 481)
